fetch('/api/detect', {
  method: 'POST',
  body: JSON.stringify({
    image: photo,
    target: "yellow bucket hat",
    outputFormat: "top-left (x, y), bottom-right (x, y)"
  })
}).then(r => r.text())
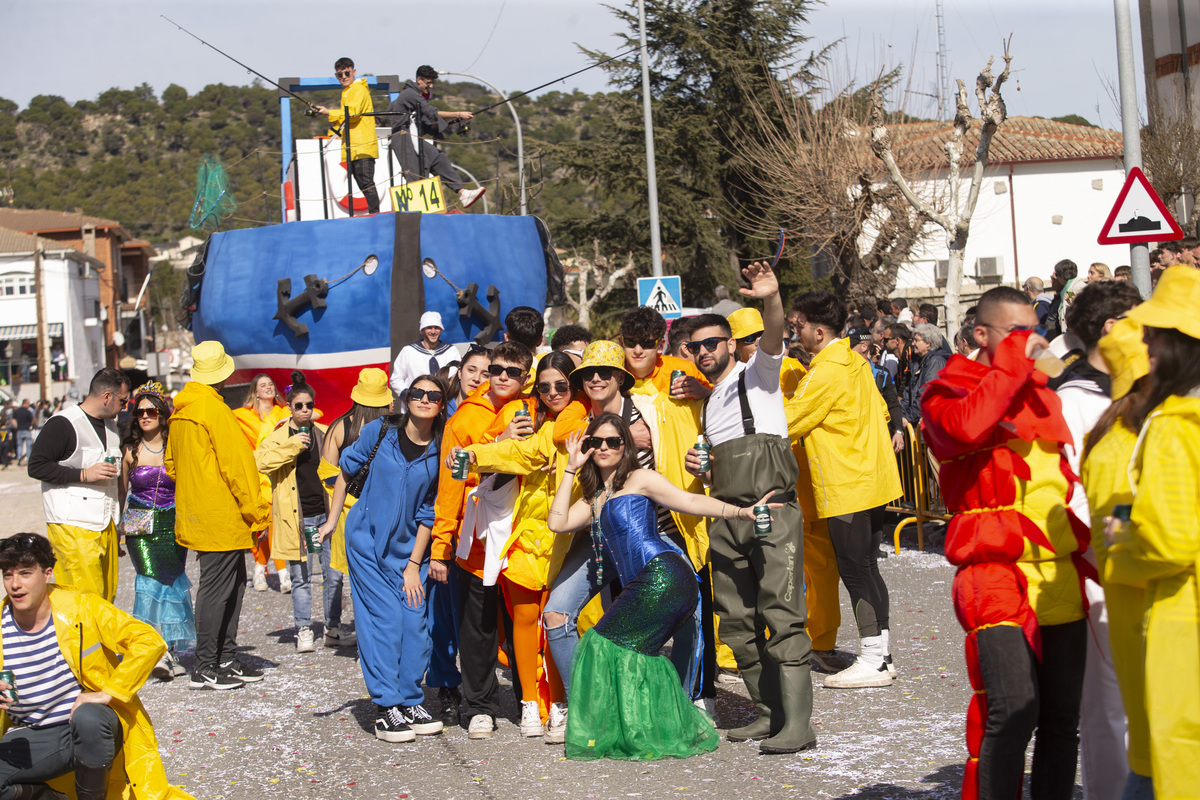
top-left (1128, 264), bottom-right (1200, 339)
top-left (189, 340), bottom-right (235, 385)
top-left (1098, 318), bottom-right (1150, 401)
top-left (727, 307), bottom-right (764, 340)
top-left (570, 340), bottom-right (633, 387)
top-left (351, 368), bottom-right (393, 407)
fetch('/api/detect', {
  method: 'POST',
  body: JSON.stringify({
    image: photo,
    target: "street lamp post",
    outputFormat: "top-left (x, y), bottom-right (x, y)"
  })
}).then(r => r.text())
top-left (638, 0), bottom-right (663, 276)
top-left (438, 70), bottom-right (527, 216)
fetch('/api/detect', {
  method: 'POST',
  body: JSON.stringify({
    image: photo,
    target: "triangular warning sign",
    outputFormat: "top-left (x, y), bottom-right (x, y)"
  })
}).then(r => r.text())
top-left (1098, 166), bottom-right (1184, 245)
top-left (645, 279), bottom-right (681, 314)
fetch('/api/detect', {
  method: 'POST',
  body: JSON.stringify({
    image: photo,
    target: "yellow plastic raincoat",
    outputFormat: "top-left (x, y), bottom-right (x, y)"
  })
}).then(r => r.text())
top-left (1107, 393), bottom-right (1200, 799)
top-left (255, 424), bottom-right (330, 562)
top-left (328, 79), bottom-right (378, 162)
top-left (165, 381), bottom-right (270, 551)
top-left (0, 587), bottom-right (196, 799)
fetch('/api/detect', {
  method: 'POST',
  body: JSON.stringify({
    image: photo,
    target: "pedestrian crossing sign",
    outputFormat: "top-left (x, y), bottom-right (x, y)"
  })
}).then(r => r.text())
top-left (637, 275), bottom-right (683, 319)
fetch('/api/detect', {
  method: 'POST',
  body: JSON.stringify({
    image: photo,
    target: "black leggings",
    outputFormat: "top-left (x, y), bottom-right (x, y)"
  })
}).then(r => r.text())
top-left (826, 509), bottom-right (889, 637)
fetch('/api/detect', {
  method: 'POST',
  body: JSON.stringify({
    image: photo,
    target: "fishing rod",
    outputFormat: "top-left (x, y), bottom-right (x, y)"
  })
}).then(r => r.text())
top-left (466, 46), bottom-right (642, 116)
top-left (160, 16), bottom-right (320, 114)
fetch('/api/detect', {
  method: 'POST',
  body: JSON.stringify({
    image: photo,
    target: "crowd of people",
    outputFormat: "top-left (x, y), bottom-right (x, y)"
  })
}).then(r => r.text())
top-left (0, 254), bottom-right (1196, 799)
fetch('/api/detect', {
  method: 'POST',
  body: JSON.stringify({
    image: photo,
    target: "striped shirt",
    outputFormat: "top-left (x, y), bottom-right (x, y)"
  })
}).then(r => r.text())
top-left (1, 607), bottom-right (80, 728)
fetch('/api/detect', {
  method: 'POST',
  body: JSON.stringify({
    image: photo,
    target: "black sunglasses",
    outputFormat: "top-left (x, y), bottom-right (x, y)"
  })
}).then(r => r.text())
top-left (582, 436), bottom-right (624, 451)
top-left (623, 337), bottom-right (659, 351)
top-left (536, 380), bottom-right (571, 395)
top-left (466, 343), bottom-right (490, 356)
top-left (134, 407), bottom-right (160, 419)
top-left (336, 69), bottom-right (354, 77)
top-left (575, 366), bottom-right (616, 383)
top-left (0, 533), bottom-right (41, 552)
top-left (407, 387), bottom-right (444, 403)
top-left (685, 336), bottom-right (726, 355)
top-left (291, 401), bottom-right (314, 410)
top-left (737, 332), bottom-right (762, 345)
top-left (487, 364), bottom-right (526, 380)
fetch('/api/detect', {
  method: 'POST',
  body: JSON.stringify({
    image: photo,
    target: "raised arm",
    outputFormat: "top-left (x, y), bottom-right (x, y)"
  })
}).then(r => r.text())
top-left (546, 431), bottom-right (595, 533)
top-left (632, 468), bottom-right (772, 522)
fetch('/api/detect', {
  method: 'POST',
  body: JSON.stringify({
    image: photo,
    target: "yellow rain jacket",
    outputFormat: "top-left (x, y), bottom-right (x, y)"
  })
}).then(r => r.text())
top-left (255, 424), bottom-right (330, 562)
top-left (1081, 420), bottom-right (1150, 777)
top-left (329, 78), bottom-right (378, 162)
top-left (166, 381), bottom-right (270, 551)
top-left (1107, 393), bottom-right (1200, 799)
top-left (788, 338), bottom-right (902, 518)
top-left (318, 458), bottom-right (352, 575)
top-left (0, 587), bottom-right (196, 799)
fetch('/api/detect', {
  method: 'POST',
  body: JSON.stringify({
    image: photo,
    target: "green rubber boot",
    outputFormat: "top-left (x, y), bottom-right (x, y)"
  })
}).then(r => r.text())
top-left (726, 661), bottom-right (778, 742)
top-left (759, 664), bottom-right (817, 755)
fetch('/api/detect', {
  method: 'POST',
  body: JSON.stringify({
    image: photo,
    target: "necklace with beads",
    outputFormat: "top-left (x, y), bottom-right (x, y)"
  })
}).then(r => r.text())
top-left (589, 480), bottom-right (616, 583)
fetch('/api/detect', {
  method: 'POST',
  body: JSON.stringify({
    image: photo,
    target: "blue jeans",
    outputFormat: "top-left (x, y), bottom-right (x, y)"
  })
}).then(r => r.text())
top-left (424, 566), bottom-right (461, 689)
top-left (15, 430), bottom-right (31, 462)
top-left (288, 514), bottom-right (344, 630)
top-left (543, 533), bottom-right (616, 699)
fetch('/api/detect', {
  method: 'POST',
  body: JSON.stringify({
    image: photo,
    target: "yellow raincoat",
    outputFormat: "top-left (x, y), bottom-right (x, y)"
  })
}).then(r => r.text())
top-left (0, 587), bottom-right (196, 799)
top-left (1107, 393), bottom-right (1200, 800)
top-left (1081, 420), bottom-right (1150, 777)
top-left (788, 338), bottom-right (902, 518)
top-left (255, 424), bottom-right (330, 562)
top-left (317, 458), bottom-right (352, 575)
top-left (165, 381), bottom-right (270, 551)
top-left (328, 78), bottom-right (378, 163)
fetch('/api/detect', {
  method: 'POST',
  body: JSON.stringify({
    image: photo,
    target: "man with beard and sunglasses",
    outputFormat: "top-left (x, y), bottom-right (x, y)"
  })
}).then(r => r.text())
top-left (683, 261), bottom-right (817, 755)
top-left (429, 341), bottom-right (532, 739)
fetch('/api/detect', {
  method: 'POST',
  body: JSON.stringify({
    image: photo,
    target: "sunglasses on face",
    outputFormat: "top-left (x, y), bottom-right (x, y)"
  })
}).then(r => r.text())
top-left (134, 407), bottom-right (160, 419)
top-left (576, 367), bottom-right (616, 383)
top-left (292, 401), bottom-right (314, 410)
top-left (407, 387), bottom-right (444, 403)
top-left (685, 336), bottom-right (726, 355)
top-left (623, 337), bottom-right (659, 351)
top-left (336, 69), bottom-right (354, 77)
top-left (487, 364), bottom-right (526, 381)
top-left (737, 332), bottom-right (762, 346)
top-left (582, 436), bottom-right (624, 452)
top-left (536, 380), bottom-right (570, 396)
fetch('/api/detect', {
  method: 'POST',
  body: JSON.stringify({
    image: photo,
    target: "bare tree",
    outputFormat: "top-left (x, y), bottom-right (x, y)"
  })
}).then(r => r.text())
top-left (870, 38), bottom-right (1013, 331)
top-left (1141, 112), bottom-right (1200, 236)
top-left (563, 239), bottom-right (636, 329)
top-left (729, 61), bottom-right (937, 309)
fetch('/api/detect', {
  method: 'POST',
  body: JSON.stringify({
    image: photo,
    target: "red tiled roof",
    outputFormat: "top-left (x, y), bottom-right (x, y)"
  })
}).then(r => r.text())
top-left (0, 226), bottom-right (41, 255)
top-left (886, 116), bottom-right (1123, 168)
top-left (0, 208), bottom-right (123, 235)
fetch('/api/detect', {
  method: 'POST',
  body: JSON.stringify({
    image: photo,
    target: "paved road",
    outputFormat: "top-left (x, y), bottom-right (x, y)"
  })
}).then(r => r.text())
top-left (1, 466), bottom-right (1025, 800)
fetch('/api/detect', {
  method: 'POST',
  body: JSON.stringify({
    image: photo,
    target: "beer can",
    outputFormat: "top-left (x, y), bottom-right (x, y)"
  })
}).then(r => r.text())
top-left (670, 369), bottom-right (685, 395)
top-left (694, 435), bottom-right (710, 472)
top-left (0, 669), bottom-right (16, 703)
top-left (302, 526), bottom-right (322, 554)
top-left (753, 505), bottom-right (772, 537)
top-left (452, 450), bottom-right (471, 481)
top-left (513, 408), bottom-right (532, 437)
top-left (297, 426), bottom-right (310, 436)
top-left (102, 455), bottom-right (117, 465)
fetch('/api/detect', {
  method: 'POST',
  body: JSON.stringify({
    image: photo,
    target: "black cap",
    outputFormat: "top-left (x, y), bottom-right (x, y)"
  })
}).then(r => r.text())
top-left (846, 327), bottom-right (872, 348)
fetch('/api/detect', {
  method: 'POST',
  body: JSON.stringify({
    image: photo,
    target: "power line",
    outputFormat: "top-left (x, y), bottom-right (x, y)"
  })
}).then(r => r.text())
top-left (462, 0), bottom-right (508, 73)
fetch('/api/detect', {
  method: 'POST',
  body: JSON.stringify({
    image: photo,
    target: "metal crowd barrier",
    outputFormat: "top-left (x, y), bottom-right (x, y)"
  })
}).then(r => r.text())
top-left (885, 420), bottom-right (952, 553)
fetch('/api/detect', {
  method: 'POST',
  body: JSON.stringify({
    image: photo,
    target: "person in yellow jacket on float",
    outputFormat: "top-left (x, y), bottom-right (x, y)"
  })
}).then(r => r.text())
top-left (1107, 265), bottom-right (1200, 800)
top-left (727, 307), bottom-right (852, 676)
top-left (1080, 317), bottom-right (1153, 800)
top-left (0, 532), bottom-right (195, 800)
top-left (313, 56), bottom-right (380, 215)
top-left (166, 341), bottom-right (270, 691)
top-left (788, 291), bottom-right (903, 689)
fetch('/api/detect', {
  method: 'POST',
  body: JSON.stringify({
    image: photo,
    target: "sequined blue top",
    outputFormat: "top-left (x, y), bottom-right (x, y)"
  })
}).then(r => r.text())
top-left (599, 494), bottom-right (688, 585)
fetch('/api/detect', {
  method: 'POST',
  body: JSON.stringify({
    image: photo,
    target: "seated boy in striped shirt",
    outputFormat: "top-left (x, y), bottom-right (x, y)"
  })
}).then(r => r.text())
top-left (0, 533), bottom-right (193, 800)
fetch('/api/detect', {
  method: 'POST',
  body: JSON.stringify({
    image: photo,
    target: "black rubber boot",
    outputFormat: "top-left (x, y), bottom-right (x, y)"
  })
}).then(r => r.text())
top-left (73, 759), bottom-right (110, 800)
top-left (10, 785), bottom-right (68, 800)
top-left (759, 665), bottom-right (817, 755)
top-left (726, 661), bottom-right (779, 742)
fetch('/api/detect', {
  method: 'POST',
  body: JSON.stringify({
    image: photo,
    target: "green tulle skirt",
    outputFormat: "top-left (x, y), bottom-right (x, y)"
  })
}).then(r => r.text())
top-left (565, 628), bottom-right (719, 761)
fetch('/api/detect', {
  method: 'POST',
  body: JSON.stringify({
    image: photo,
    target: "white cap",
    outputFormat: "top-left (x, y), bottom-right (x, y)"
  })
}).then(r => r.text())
top-left (419, 311), bottom-right (444, 331)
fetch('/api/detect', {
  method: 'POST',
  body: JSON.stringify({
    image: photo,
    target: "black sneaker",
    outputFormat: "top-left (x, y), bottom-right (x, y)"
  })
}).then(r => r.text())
top-left (219, 659), bottom-right (264, 683)
top-left (399, 703), bottom-right (444, 735)
top-left (374, 705), bottom-right (416, 743)
top-left (189, 665), bottom-right (244, 690)
top-left (437, 687), bottom-right (461, 725)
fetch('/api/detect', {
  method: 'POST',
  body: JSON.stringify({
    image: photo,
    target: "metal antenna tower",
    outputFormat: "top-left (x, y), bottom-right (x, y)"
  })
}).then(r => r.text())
top-left (936, 0), bottom-right (951, 119)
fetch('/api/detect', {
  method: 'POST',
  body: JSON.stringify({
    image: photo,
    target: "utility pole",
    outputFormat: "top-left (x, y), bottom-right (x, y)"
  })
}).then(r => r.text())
top-left (638, 0), bottom-right (663, 276)
top-left (33, 237), bottom-right (51, 402)
top-left (1114, 0), bottom-right (1153, 297)
top-left (935, 0), bottom-right (951, 120)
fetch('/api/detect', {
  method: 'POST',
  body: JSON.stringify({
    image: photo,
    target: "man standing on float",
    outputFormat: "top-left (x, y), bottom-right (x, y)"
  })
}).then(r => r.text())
top-left (314, 57), bottom-right (380, 215)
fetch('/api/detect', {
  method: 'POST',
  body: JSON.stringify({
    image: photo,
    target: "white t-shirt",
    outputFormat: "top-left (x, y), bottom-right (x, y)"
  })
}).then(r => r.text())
top-left (389, 341), bottom-right (460, 396)
top-left (703, 347), bottom-right (788, 447)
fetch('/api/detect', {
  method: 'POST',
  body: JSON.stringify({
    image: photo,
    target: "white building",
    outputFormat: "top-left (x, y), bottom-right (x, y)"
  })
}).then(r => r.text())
top-left (0, 226), bottom-right (107, 401)
top-left (882, 117), bottom-right (1128, 305)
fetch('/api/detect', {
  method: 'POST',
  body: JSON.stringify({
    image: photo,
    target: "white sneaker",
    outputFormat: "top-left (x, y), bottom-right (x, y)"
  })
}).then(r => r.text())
top-left (252, 563), bottom-right (268, 592)
top-left (278, 568), bottom-right (292, 594)
top-left (694, 696), bottom-right (716, 721)
top-left (519, 700), bottom-right (543, 737)
top-left (151, 655), bottom-right (173, 681)
top-left (884, 654), bottom-right (897, 678)
top-left (459, 187), bottom-right (486, 208)
top-left (467, 714), bottom-right (495, 739)
top-left (296, 627), bottom-right (316, 653)
top-left (544, 703), bottom-right (567, 744)
top-left (823, 658), bottom-right (893, 689)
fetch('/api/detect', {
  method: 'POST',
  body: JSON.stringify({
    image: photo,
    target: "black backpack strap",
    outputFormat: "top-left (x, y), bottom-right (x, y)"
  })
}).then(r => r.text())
top-left (621, 396), bottom-right (635, 426)
top-left (737, 370), bottom-right (755, 436)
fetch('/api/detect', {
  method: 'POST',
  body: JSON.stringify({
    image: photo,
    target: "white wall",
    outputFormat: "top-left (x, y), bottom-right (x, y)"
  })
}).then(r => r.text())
top-left (895, 158), bottom-right (1136, 293)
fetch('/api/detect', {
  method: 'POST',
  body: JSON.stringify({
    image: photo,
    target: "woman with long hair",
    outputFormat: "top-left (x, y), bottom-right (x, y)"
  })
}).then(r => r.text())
top-left (455, 351), bottom-right (576, 741)
top-left (255, 372), bottom-right (345, 653)
top-left (1105, 265), bottom-right (1200, 800)
top-left (439, 345), bottom-right (491, 416)
top-left (546, 413), bottom-right (774, 760)
top-left (233, 373), bottom-right (291, 593)
top-left (331, 374), bottom-right (448, 743)
top-left (119, 381), bottom-right (195, 680)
